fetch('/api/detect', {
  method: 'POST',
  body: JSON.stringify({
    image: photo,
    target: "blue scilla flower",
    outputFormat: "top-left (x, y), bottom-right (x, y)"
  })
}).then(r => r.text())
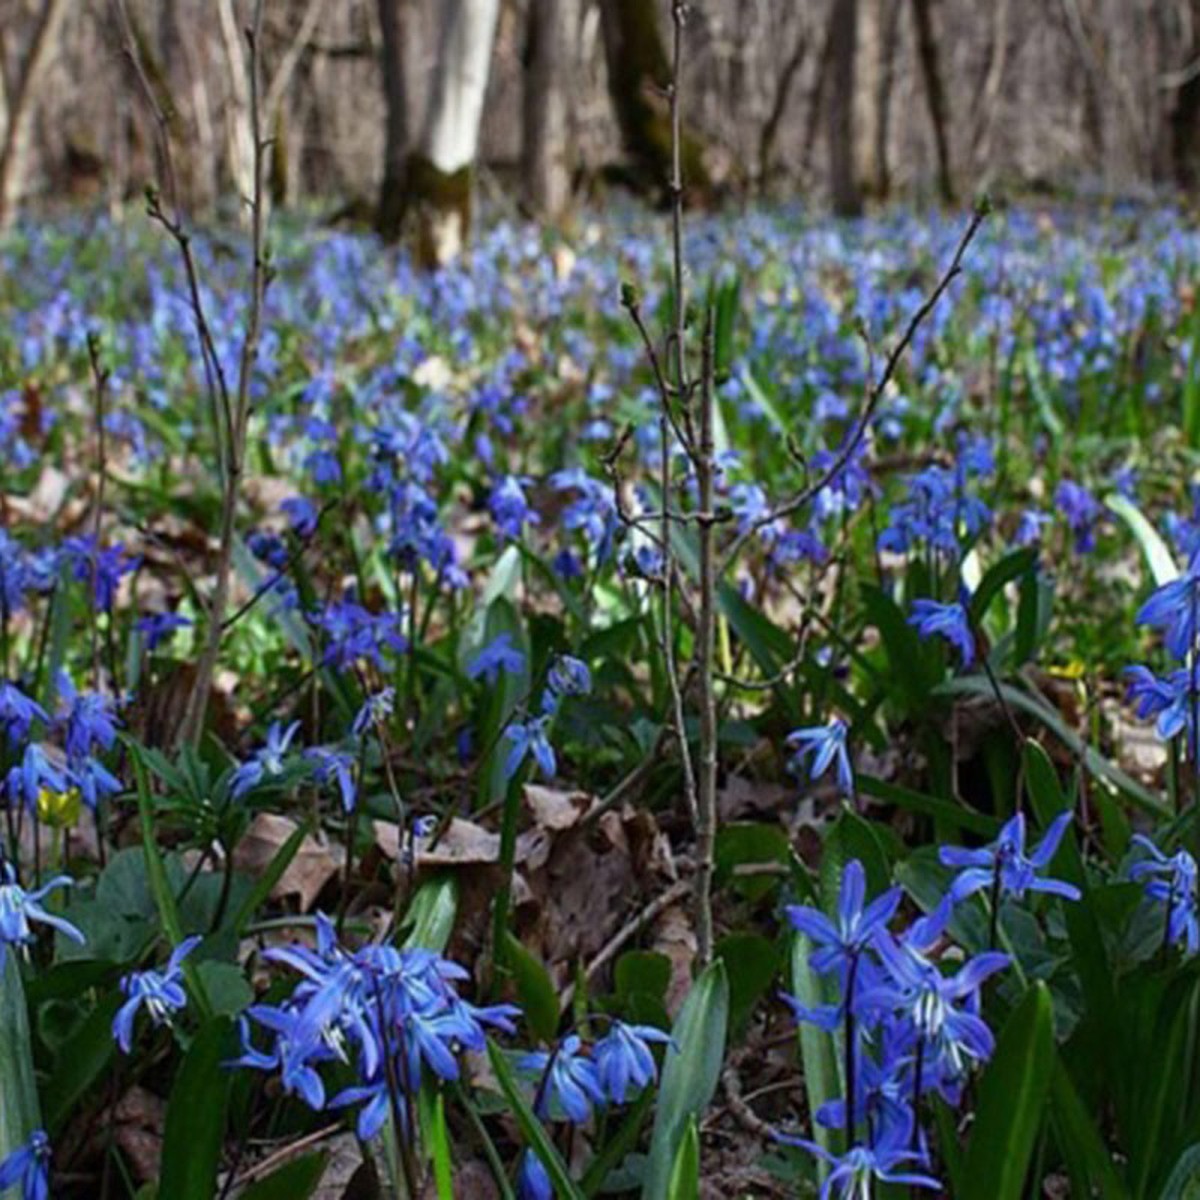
top-left (1137, 563), bottom-right (1200, 660)
top-left (467, 632), bottom-right (526, 685)
top-left (1129, 835), bottom-right (1200, 955)
top-left (592, 1021), bottom-right (673, 1104)
top-left (113, 935), bottom-right (201, 1052)
top-left (281, 495), bottom-right (319, 539)
top-left (1055, 480), bottom-right (1102, 553)
top-left (814, 1020), bottom-right (916, 1149)
top-left (5, 743), bottom-right (68, 813)
top-left (908, 598), bottom-right (975, 666)
top-left (504, 716), bottom-right (556, 781)
top-left (778, 1124), bottom-right (939, 1199)
top-left (61, 536), bottom-right (138, 610)
top-left (55, 672), bottom-right (120, 760)
top-left (305, 746), bottom-right (357, 812)
top-left (866, 927), bottom-right (1008, 1100)
top-left (520, 1034), bottom-right (605, 1122)
top-left (786, 860), bottom-right (902, 978)
top-left (312, 596), bottom-right (408, 672)
top-left (546, 655), bottom-right (591, 701)
top-left (516, 1148), bottom-right (553, 1200)
top-left (1015, 509), bottom-right (1051, 547)
top-left (939, 812), bottom-right (1081, 904)
top-left (135, 611), bottom-right (192, 651)
top-left (0, 681), bottom-right (46, 746)
top-left (351, 687), bottom-right (395, 738)
top-left (0, 864), bottom-right (84, 956)
top-left (0, 1130), bottom-right (51, 1200)
top-left (231, 720), bottom-right (301, 798)
top-left (786, 718), bottom-right (853, 796)
top-left (229, 1005), bottom-right (331, 1110)
top-left (1124, 665), bottom-right (1196, 741)
top-left (73, 755), bottom-right (123, 812)
top-left (489, 475), bottom-right (540, 541)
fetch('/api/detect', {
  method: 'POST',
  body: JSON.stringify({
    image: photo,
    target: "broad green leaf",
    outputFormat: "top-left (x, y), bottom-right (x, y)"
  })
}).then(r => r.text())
top-left (0, 954), bottom-right (41, 1190)
top-left (1159, 1144), bottom-right (1200, 1200)
top-left (417, 1087), bottom-right (455, 1200)
top-left (790, 935), bottom-right (840, 1166)
top-left (969, 546), bottom-right (1038, 626)
top-left (401, 874), bottom-right (458, 952)
top-left (43, 992), bottom-right (122, 1134)
top-left (487, 1040), bottom-right (585, 1200)
top-left (861, 583), bottom-right (941, 713)
top-left (667, 1118), bottom-right (699, 1200)
top-left (937, 677), bottom-right (1166, 817)
top-left (504, 933), bottom-right (559, 1044)
top-left (961, 982), bottom-right (1055, 1200)
top-left (159, 1017), bottom-right (233, 1200)
top-left (239, 1152), bottom-right (329, 1200)
top-left (715, 933), bottom-right (779, 1032)
top-left (857, 774), bottom-right (999, 837)
top-left (739, 366), bottom-right (787, 437)
top-left (642, 961), bottom-right (729, 1200)
top-left (1050, 1058), bottom-right (1128, 1199)
top-left (1107, 494), bottom-right (1179, 586)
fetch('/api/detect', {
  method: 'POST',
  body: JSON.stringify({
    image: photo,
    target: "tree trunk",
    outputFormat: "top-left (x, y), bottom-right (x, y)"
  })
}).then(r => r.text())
top-left (376, 0), bottom-right (410, 240)
top-left (873, 0), bottom-right (902, 198)
top-left (910, 0), bottom-right (955, 204)
top-left (406, 0), bottom-right (500, 267)
top-left (0, 0), bottom-right (69, 230)
top-left (521, 0), bottom-right (579, 222)
top-left (827, 0), bottom-right (862, 216)
top-left (597, 0), bottom-right (710, 199)
top-left (1170, 0), bottom-right (1200, 188)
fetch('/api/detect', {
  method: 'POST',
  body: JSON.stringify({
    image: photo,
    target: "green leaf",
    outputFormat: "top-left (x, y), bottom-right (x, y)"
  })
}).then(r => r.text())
top-left (969, 546), bottom-right (1038, 625)
top-left (1050, 1058), bottom-right (1128, 1199)
top-left (936, 677), bottom-right (1167, 817)
top-left (1107, 494), bottom-right (1179, 586)
top-left (159, 1017), bottom-right (233, 1200)
top-left (504, 933), bottom-right (559, 1044)
top-left (0, 954), bottom-right (41, 1185)
top-left (642, 961), bottom-right (729, 1200)
top-left (789, 934), bottom-right (839, 1166)
top-left (714, 933), bottom-right (779, 1032)
top-left (581, 1090), bottom-right (653, 1196)
top-left (401, 874), bottom-right (458, 952)
top-left (239, 1152), bottom-right (329, 1200)
top-left (861, 582), bottom-right (941, 713)
top-left (486, 1040), bottom-right (585, 1200)
top-left (127, 741), bottom-right (214, 1020)
top-left (229, 820), bottom-right (309, 935)
top-left (961, 982), bottom-right (1055, 1200)
top-left (666, 1118), bottom-right (700, 1200)
top-left (857, 774), bottom-right (999, 837)
top-left (1159, 1144), bottom-right (1200, 1200)
top-left (43, 992), bottom-right (122, 1134)
top-left (418, 1087), bottom-right (455, 1200)
top-left (738, 367), bottom-right (787, 437)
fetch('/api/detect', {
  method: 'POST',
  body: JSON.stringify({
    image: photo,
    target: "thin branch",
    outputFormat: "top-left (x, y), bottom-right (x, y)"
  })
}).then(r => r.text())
top-left (717, 202), bottom-right (989, 579)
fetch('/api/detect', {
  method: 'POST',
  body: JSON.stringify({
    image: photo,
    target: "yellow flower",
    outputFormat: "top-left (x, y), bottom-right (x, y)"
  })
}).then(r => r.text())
top-left (37, 786), bottom-right (82, 829)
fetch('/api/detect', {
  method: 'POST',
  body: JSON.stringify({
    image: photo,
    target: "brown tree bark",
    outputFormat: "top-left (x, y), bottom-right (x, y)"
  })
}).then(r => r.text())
top-left (0, 0), bottom-right (69, 230)
top-left (873, 0), bottom-right (902, 198)
top-left (597, 0), bottom-right (710, 199)
top-left (1170, 0), bottom-right (1200, 189)
top-left (521, 0), bottom-right (579, 221)
top-left (375, 0), bottom-right (410, 240)
top-left (910, 0), bottom-right (955, 204)
top-left (827, 0), bottom-right (862, 216)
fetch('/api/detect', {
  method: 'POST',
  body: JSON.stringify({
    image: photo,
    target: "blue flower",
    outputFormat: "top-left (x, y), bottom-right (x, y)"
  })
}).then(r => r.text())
top-left (516, 1149), bottom-right (553, 1200)
top-left (1129, 835), bottom-right (1200, 955)
top-left (0, 1130), bottom-right (51, 1200)
top-left (351, 687), bottom-right (395, 738)
top-left (5, 744), bottom-right (68, 814)
top-left (592, 1021), bottom-right (673, 1103)
top-left (0, 682), bottom-right (47, 745)
top-left (908, 599), bottom-right (975, 665)
top-left (504, 716), bottom-right (556, 781)
top-left (55, 673), bottom-right (120, 760)
top-left (520, 1035), bottom-right (605, 1122)
top-left (779, 1124), bottom-right (939, 1199)
top-left (305, 747), bottom-right (357, 812)
top-left (1055, 481), bottom-right (1102, 553)
top-left (489, 475), bottom-right (539, 540)
top-left (282, 495), bottom-right (320, 539)
top-left (231, 720), bottom-right (301, 798)
top-left (135, 612), bottom-right (192, 651)
top-left (786, 718), bottom-right (853, 796)
top-left (1137, 567), bottom-right (1200, 660)
top-left (0, 865), bottom-right (84, 957)
top-left (113, 936), bottom-right (201, 1052)
top-left (786, 860), bottom-right (902, 978)
top-left (467, 633), bottom-right (526, 685)
top-left (939, 812), bottom-right (1081, 903)
top-left (546, 655), bottom-right (591, 701)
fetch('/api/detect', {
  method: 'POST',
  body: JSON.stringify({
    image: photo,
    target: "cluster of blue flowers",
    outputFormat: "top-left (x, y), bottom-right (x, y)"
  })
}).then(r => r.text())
top-left (781, 817), bottom-right (1078, 1195)
top-left (231, 914), bottom-right (519, 1140)
top-left (502, 654), bottom-right (592, 782)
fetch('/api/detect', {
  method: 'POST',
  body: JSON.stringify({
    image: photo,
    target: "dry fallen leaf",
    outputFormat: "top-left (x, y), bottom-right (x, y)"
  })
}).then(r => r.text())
top-left (523, 783), bottom-right (595, 830)
top-left (233, 812), bottom-right (343, 911)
